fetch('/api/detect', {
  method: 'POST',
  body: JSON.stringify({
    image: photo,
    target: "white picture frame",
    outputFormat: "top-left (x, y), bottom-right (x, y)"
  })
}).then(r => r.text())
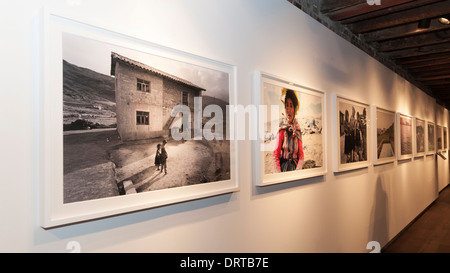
top-left (253, 71), bottom-right (327, 186)
top-left (332, 94), bottom-right (371, 172)
top-left (396, 113), bottom-right (413, 160)
top-left (372, 106), bottom-right (396, 165)
top-left (414, 117), bottom-right (426, 157)
top-left (40, 11), bottom-right (239, 228)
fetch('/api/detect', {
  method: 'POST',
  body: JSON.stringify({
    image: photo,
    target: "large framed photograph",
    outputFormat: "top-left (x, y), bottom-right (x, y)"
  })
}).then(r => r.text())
top-left (332, 95), bottom-right (370, 172)
top-left (437, 125), bottom-right (443, 151)
top-left (427, 121), bottom-right (435, 154)
top-left (253, 72), bottom-right (327, 186)
top-left (40, 12), bottom-right (238, 228)
top-left (372, 106), bottom-right (396, 165)
top-left (414, 118), bottom-right (426, 157)
top-left (396, 113), bottom-right (413, 160)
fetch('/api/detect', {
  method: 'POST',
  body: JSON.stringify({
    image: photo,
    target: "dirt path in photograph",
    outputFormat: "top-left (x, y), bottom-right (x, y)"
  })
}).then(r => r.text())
top-left (63, 129), bottom-right (121, 203)
top-left (63, 129), bottom-right (230, 203)
top-left (110, 138), bottom-right (230, 193)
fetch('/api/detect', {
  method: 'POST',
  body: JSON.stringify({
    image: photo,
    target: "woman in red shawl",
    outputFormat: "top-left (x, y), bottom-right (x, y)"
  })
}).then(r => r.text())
top-left (273, 88), bottom-right (304, 172)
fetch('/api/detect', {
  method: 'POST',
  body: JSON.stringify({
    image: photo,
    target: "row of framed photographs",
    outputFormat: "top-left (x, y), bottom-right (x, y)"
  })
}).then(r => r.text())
top-left (374, 109), bottom-right (447, 162)
top-left (254, 72), bottom-right (448, 186)
top-left (41, 11), bottom-right (447, 228)
top-left (336, 98), bottom-right (448, 169)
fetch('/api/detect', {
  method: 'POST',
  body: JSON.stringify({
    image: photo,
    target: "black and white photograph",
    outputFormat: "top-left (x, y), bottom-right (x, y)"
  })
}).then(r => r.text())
top-left (437, 125), bottom-right (443, 151)
top-left (40, 15), bottom-right (239, 228)
top-left (427, 121), bottom-right (435, 153)
top-left (334, 96), bottom-right (370, 172)
top-left (415, 118), bottom-right (425, 156)
top-left (374, 107), bottom-right (396, 164)
top-left (339, 100), bottom-right (368, 164)
top-left (398, 114), bottom-right (413, 159)
top-left (62, 33), bottom-right (232, 204)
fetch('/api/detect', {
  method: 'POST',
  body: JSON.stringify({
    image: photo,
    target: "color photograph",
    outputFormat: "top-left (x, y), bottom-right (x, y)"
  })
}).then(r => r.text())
top-left (262, 82), bottom-right (324, 174)
top-left (255, 72), bottom-right (327, 186)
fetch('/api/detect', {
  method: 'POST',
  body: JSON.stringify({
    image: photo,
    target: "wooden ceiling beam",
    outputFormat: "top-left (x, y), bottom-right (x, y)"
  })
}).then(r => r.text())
top-left (363, 20), bottom-right (450, 42)
top-left (340, 0), bottom-right (442, 24)
top-left (350, 1), bottom-right (450, 33)
top-left (396, 51), bottom-right (450, 65)
top-left (408, 63), bottom-right (450, 74)
top-left (422, 79), bottom-right (450, 86)
top-left (412, 72), bottom-right (450, 81)
top-left (431, 91), bottom-right (450, 96)
top-left (377, 29), bottom-right (450, 52)
top-left (432, 84), bottom-right (450, 88)
top-left (433, 87), bottom-right (450, 90)
top-left (411, 69), bottom-right (450, 79)
top-left (319, 0), bottom-right (366, 14)
top-left (402, 58), bottom-right (450, 69)
top-left (385, 43), bottom-right (450, 59)
top-left (420, 74), bottom-right (450, 81)
top-left (327, 0), bottom-right (413, 21)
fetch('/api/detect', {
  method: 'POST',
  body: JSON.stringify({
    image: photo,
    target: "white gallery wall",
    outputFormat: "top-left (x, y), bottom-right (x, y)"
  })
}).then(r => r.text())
top-left (0, 0), bottom-right (449, 252)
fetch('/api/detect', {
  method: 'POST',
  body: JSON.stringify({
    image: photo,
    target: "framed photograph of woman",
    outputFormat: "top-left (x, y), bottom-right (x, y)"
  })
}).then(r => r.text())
top-left (253, 72), bottom-right (327, 186)
top-left (414, 118), bottom-right (426, 157)
top-left (332, 95), bottom-right (370, 172)
top-left (437, 125), bottom-right (443, 151)
top-left (397, 113), bottom-right (413, 160)
top-left (427, 121), bottom-right (435, 154)
top-left (372, 106), bottom-right (396, 165)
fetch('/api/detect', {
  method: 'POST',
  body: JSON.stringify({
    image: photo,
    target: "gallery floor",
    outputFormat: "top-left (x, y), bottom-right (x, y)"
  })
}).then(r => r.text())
top-left (382, 184), bottom-right (450, 253)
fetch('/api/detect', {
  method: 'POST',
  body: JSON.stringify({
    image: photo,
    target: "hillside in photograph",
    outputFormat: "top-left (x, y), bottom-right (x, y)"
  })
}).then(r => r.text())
top-left (63, 60), bottom-right (117, 130)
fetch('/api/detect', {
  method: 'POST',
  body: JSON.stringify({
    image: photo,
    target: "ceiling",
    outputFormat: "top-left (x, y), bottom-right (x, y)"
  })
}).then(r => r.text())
top-left (288, 0), bottom-right (450, 109)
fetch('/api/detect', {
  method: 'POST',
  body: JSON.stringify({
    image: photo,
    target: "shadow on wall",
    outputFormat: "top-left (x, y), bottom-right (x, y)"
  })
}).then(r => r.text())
top-left (434, 154), bottom-right (440, 194)
top-left (369, 174), bottom-right (389, 249)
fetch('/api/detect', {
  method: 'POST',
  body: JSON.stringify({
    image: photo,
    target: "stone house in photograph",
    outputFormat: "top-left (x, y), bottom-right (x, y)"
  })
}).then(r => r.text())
top-left (110, 52), bottom-right (205, 141)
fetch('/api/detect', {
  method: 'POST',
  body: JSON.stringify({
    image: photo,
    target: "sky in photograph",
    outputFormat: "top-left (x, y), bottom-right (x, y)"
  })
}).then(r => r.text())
top-left (376, 109), bottom-right (394, 130)
top-left (339, 101), bottom-right (367, 121)
top-left (62, 33), bottom-right (229, 102)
